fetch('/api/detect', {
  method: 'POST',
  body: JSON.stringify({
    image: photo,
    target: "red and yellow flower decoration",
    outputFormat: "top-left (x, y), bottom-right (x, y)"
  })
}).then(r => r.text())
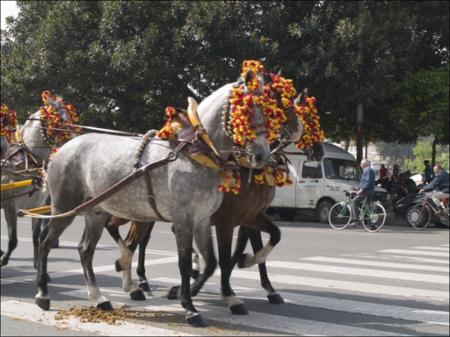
top-left (295, 95), bottom-right (324, 150)
top-left (156, 106), bottom-right (179, 140)
top-left (218, 169), bottom-right (241, 195)
top-left (39, 90), bottom-right (80, 146)
top-left (0, 104), bottom-right (18, 143)
top-left (228, 60), bottom-right (289, 146)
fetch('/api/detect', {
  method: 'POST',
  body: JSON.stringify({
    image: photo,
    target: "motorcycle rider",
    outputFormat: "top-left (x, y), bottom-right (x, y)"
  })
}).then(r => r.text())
top-left (419, 163), bottom-right (449, 208)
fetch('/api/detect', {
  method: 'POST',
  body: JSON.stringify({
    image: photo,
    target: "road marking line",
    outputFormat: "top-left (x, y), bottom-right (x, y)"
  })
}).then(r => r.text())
top-left (411, 246), bottom-right (449, 252)
top-left (374, 255), bottom-right (449, 265)
top-left (266, 261), bottom-right (449, 284)
top-left (302, 256), bottom-right (449, 273)
top-left (221, 269), bottom-right (449, 301)
top-left (0, 256), bottom-right (179, 284)
top-left (379, 249), bottom-right (449, 257)
top-left (61, 290), bottom-right (409, 336)
top-left (0, 300), bottom-right (193, 336)
top-left (147, 277), bottom-right (450, 326)
top-left (0, 235), bottom-right (177, 256)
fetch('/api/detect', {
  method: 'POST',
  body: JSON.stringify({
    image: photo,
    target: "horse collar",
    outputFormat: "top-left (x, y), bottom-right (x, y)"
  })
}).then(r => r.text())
top-left (186, 98), bottom-right (220, 158)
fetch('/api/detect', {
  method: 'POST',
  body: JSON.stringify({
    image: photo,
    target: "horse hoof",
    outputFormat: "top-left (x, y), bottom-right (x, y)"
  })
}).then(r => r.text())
top-left (267, 293), bottom-right (285, 304)
top-left (115, 260), bottom-right (123, 272)
top-left (1, 258), bottom-right (8, 267)
top-left (230, 303), bottom-right (248, 315)
top-left (167, 286), bottom-right (180, 300)
top-left (35, 297), bottom-right (50, 311)
top-left (138, 281), bottom-right (151, 293)
top-left (130, 289), bottom-right (146, 301)
top-left (186, 312), bottom-right (206, 327)
top-left (97, 301), bottom-right (113, 311)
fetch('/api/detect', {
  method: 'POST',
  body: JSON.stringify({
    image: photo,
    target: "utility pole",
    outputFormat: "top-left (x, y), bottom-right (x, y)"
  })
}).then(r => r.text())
top-left (357, 103), bottom-right (364, 163)
top-left (356, 0), bottom-right (364, 165)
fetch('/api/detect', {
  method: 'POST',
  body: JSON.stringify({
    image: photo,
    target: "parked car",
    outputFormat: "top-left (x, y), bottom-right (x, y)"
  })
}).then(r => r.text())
top-left (269, 142), bottom-right (387, 222)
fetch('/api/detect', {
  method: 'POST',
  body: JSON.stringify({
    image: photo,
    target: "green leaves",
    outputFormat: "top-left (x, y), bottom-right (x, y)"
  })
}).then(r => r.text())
top-left (1, 0), bottom-right (448, 142)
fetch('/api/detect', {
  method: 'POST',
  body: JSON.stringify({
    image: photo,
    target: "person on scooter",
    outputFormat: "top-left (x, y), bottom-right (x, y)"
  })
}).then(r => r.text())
top-left (350, 159), bottom-right (375, 225)
top-left (419, 163), bottom-right (449, 207)
top-left (422, 160), bottom-right (434, 184)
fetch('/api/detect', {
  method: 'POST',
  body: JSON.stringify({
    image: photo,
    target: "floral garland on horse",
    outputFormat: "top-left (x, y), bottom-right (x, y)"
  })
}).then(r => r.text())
top-left (156, 60), bottom-right (325, 194)
top-left (0, 104), bottom-right (18, 144)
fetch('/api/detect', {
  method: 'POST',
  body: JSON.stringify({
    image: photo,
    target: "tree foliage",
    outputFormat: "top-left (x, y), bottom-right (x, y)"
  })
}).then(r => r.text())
top-left (1, 0), bottom-right (449, 140)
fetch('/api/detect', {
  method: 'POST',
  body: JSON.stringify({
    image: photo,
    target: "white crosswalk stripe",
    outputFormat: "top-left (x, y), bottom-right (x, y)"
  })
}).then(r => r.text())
top-left (150, 277), bottom-right (449, 326)
top-left (301, 256), bottom-right (449, 272)
top-left (58, 288), bottom-right (412, 336)
top-left (1, 237), bottom-right (449, 336)
top-left (378, 249), bottom-right (449, 257)
top-left (266, 261), bottom-right (449, 284)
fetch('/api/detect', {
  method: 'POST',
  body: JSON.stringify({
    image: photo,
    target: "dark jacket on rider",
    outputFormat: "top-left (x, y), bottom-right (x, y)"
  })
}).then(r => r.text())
top-left (423, 169), bottom-right (449, 193)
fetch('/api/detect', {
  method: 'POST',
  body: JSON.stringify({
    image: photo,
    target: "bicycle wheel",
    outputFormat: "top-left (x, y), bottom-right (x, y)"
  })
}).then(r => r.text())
top-left (328, 202), bottom-right (351, 230)
top-left (406, 204), bottom-right (431, 230)
top-left (363, 202), bottom-right (386, 233)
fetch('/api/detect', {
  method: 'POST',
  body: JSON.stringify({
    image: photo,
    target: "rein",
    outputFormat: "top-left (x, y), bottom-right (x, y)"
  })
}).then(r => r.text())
top-left (26, 118), bottom-right (143, 137)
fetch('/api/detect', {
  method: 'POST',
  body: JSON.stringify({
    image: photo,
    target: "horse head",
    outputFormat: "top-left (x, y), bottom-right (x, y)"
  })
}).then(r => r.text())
top-left (266, 72), bottom-right (303, 150)
top-left (21, 91), bottom-right (80, 164)
top-left (196, 60), bottom-right (272, 169)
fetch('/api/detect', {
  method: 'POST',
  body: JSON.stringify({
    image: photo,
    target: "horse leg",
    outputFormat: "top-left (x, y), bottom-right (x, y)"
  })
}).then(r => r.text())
top-left (105, 218), bottom-right (145, 301)
top-left (245, 225), bottom-right (284, 304)
top-left (79, 212), bottom-right (113, 310)
top-left (35, 215), bottom-right (75, 310)
top-left (136, 222), bottom-right (155, 294)
top-left (32, 218), bottom-right (41, 270)
top-left (170, 221), bottom-right (205, 327)
top-left (189, 221), bottom-right (217, 296)
top-left (1, 205), bottom-right (18, 267)
top-left (216, 222), bottom-right (248, 315)
top-left (171, 224), bottom-right (200, 280)
top-left (238, 213), bottom-right (280, 269)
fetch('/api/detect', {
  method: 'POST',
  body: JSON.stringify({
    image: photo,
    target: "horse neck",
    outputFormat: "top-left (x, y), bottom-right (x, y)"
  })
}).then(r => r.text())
top-left (21, 112), bottom-right (52, 163)
top-left (196, 83), bottom-right (234, 160)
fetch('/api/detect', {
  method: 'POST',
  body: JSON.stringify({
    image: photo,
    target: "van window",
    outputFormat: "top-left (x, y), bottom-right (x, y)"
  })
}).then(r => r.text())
top-left (302, 162), bottom-right (322, 178)
top-left (323, 158), bottom-right (360, 180)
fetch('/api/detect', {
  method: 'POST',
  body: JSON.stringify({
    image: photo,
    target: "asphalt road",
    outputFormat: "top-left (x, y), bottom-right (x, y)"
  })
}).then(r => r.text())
top-left (1, 211), bottom-right (449, 336)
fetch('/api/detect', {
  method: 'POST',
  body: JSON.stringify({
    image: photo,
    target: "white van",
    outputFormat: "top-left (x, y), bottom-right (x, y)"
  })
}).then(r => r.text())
top-left (270, 142), bottom-right (386, 223)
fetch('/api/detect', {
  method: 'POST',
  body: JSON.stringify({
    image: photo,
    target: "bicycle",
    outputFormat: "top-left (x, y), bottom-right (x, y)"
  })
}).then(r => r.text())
top-left (328, 190), bottom-right (387, 232)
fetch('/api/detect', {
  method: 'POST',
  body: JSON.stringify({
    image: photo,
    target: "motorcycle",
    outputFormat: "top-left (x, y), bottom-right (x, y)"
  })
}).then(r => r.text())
top-left (404, 192), bottom-right (449, 229)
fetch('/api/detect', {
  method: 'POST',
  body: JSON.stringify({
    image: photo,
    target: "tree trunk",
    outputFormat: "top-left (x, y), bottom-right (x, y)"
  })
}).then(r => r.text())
top-left (431, 137), bottom-right (437, 167)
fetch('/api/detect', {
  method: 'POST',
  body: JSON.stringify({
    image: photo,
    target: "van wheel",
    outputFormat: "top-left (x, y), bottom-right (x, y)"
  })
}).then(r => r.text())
top-left (317, 200), bottom-right (334, 224)
top-left (278, 209), bottom-right (295, 221)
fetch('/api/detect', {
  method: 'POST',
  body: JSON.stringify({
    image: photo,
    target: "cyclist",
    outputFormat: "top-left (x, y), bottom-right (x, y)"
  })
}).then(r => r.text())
top-left (350, 159), bottom-right (375, 225)
top-left (419, 163), bottom-right (449, 207)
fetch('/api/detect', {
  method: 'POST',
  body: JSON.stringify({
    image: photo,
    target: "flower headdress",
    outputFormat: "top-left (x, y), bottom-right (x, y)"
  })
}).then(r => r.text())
top-left (0, 104), bottom-right (18, 143)
top-left (39, 91), bottom-right (80, 151)
top-left (294, 95), bottom-right (324, 150)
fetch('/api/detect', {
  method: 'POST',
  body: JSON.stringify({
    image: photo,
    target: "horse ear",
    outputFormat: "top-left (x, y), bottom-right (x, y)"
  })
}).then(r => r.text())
top-left (187, 97), bottom-right (198, 115)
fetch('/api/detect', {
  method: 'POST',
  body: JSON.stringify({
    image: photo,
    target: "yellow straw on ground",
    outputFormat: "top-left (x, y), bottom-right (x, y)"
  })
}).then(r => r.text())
top-left (1, 179), bottom-right (33, 191)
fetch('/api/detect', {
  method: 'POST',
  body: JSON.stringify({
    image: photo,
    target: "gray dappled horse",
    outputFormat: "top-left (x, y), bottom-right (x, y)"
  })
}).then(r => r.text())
top-left (112, 87), bottom-right (307, 315)
top-left (1, 114), bottom-right (52, 268)
top-left (34, 77), bottom-right (272, 326)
